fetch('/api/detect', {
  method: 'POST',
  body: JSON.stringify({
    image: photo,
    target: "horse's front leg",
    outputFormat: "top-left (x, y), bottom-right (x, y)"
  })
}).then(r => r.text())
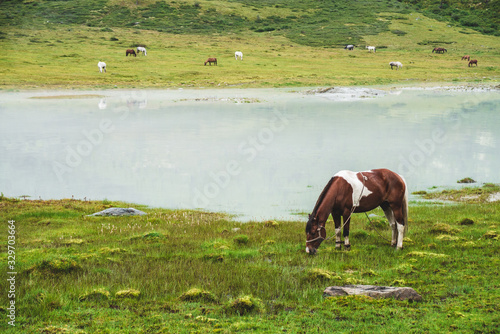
top-left (332, 213), bottom-right (342, 250)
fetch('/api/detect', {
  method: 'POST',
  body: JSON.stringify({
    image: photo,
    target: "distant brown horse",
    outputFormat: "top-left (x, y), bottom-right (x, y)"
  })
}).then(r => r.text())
top-left (468, 59), bottom-right (478, 67)
top-left (461, 55), bottom-right (470, 61)
top-left (305, 169), bottom-right (408, 254)
top-left (432, 47), bottom-right (447, 53)
top-left (126, 49), bottom-right (137, 57)
top-left (204, 57), bottom-right (217, 66)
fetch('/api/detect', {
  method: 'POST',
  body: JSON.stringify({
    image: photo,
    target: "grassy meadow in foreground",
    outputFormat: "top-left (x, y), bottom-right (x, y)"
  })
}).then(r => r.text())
top-left (0, 185), bottom-right (499, 333)
top-left (0, 12), bottom-right (499, 90)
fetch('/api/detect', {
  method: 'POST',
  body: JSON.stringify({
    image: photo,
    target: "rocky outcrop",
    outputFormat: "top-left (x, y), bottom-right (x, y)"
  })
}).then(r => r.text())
top-left (88, 207), bottom-right (147, 217)
top-left (323, 285), bottom-right (422, 301)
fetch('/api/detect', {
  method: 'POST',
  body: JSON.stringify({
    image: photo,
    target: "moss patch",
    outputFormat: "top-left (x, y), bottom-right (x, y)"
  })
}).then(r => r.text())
top-left (179, 288), bottom-right (217, 303)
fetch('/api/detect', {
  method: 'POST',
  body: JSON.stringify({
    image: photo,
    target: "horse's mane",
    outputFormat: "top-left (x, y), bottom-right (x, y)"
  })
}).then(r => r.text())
top-left (306, 177), bottom-right (336, 233)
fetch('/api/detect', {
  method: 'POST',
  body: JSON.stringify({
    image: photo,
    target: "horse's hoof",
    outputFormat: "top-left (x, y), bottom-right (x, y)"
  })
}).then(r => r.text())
top-left (344, 244), bottom-right (351, 251)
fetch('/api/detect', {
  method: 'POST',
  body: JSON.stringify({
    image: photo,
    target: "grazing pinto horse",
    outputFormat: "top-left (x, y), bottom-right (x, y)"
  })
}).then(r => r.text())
top-left (126, 49), bottom-right (137, 57)
top-left (305, 169), bottom-right (408, 255)
top-left (389, 61), bottom-right (403, 70)
top-left (366, 46), bottom-right (376, 52)
top-left (462, 55), bottom-right (470, 61)
top-left (204, 57), bottom-right (217, 66)
top-left (97, 61), bottom-right (106, 73)
top-left (136, 46), bottom-right (147, 56)
top-left (432, 47), bottom-right (447, 53)
top-left (235, 51), bottom-right (243, 60)
top-left (344, 45), bottom-right (354, 50)
top-left (468, 59), bottom-right (478, 67)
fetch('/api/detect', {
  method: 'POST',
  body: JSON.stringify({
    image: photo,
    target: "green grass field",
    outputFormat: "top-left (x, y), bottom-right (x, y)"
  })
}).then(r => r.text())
top-left (1, 1), bottom-right (499, 332)
top-left (0, 185), bottom-right (499, 333)
top-left (0, 11), bottom-right (498, 90)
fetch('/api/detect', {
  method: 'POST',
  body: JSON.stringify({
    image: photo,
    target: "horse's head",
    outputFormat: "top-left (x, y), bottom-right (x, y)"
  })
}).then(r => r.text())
top-left (305, 214), bottom-right (325, 255)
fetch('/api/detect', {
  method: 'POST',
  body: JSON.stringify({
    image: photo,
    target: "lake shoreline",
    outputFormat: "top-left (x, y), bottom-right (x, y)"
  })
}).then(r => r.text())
top-left (2, 81), bottom-right (498, 93)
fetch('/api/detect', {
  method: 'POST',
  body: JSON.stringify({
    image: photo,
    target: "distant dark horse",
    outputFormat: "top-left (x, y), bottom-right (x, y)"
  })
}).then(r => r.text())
top-left (344, 45), bottom-right (354, 50)
top-left (305, 169), bottom-right (408, 255)
top-left (468, 59), bottom-right (478, 67)
top-left (432, 47), bottom-right (447, 53)
top-left (204, 57), bottom-right (217, 66)
top-left (461, 55), bottom-right (470, 61)
top-left (126, 49), bottom-right (137, 57)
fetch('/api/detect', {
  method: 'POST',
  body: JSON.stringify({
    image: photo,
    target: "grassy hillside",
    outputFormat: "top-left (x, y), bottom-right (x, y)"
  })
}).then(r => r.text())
top-left (0, 0), bottom-right (498, 89)
top-left (0, 11), bottom-right (498, 89)
top-left (0, 0), bottom-right (412, 47)
top-left (1, 0), bottom-right (498, 46)
top-left (407, 0), bottom-right (500, 36)
top-left (0, 185), bottom-right (499, 333)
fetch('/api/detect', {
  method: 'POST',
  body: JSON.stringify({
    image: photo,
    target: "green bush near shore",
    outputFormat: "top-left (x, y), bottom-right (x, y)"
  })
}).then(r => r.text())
top-left (0, 186), bottom-right (499, 333)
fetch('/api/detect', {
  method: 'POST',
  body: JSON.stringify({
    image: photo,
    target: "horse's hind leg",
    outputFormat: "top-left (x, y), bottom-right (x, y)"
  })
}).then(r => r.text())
top-left (385, 203), bottom-right (405, 249)
top-left (382, 205), bottom-right (398, 247)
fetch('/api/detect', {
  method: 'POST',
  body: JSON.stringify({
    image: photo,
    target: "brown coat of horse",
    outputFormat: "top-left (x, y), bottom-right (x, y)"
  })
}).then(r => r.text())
top-left (462, 55), bottom-right (470, 61)
top-left (126, 49), bottom-right (137, 57)
top-left (204, 58), bottom-right (217, 66)
top-left (468, 59), bottom-right (478, 67)
top-left (432, 47), bottom-right (447, 53)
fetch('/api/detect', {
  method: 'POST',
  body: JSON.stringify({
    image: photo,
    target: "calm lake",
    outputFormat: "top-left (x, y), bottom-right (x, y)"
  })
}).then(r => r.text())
top-left (1, 87), bottom-right (499, 220)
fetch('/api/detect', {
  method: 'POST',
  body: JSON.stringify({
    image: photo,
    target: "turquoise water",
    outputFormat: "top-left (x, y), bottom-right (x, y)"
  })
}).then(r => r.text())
top-left (1, 87), bottom-right (498, 220)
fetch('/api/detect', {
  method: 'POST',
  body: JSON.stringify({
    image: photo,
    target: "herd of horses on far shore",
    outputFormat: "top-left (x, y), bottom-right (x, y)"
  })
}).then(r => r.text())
top-left (97, 44), bottom-right (480, 73)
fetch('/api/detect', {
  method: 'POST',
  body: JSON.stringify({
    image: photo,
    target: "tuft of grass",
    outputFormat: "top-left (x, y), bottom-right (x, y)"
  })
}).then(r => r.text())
top-left (430, 223), bottom-right (460, 234)
top-left (115, 289), bottom-right (141, 299)
top-left (306, 268), bottom-right (339, 282)
top-left (28, 256), bottom-right (81, 275)
top-left (457, 177), bottom-right (476, 184)
top-left (224, 295), bottom-right (264, 315)
top-left (233, 234), bottom-right (249, 245)
top-left (179, 288), bottom-right (217, 303)
top-left (459, 218), bottom-right (474, 225)
top-left (78, 288), bottom-right (110, 302)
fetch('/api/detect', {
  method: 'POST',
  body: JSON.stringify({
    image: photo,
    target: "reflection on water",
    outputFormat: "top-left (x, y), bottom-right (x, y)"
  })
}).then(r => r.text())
top-left (0, 88), bottom-right (498, 221)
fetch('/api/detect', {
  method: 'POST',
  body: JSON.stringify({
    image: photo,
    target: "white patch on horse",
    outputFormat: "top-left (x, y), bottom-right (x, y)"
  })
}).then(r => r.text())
top-left (335, 170), bottom-right (373, 206)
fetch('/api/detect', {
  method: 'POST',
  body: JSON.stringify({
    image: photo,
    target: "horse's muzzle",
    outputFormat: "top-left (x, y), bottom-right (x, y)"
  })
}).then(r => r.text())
top-left (306, 246), bottom-right (317, 255)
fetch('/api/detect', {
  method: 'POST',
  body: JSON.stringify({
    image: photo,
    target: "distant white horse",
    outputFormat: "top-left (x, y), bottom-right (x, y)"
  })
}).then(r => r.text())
top-left (389, 61), bottom-right (403, 70)
top-left (98, 61), bottom-right (106, 73)
top-left (235, 51), bottom-right (243, 60)
top-left (137, 46), bottom-right (147, 56)
top-left (344, 45), bottom-right (354, 50)
top-left (366, 46), bottom-right (376, 52)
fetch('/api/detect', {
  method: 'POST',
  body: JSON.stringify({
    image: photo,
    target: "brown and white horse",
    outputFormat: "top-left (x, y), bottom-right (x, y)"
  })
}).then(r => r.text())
top-left (204, 57), bottom-right (217, 66)
top-left (305, 169), bottom-right (408, 255)
top-left (468, 59), bottom-right (478, 67)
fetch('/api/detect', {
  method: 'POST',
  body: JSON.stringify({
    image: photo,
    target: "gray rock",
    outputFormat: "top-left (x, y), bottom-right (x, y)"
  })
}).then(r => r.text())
top-left (323, 285), bottom-right (422, 301)
top-left (88, 207), bottom-right (147, 217)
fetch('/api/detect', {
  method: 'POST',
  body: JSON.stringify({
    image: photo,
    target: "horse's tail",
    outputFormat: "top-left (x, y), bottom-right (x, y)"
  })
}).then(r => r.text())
top-left (402, 180), bottom-right (409, 236)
